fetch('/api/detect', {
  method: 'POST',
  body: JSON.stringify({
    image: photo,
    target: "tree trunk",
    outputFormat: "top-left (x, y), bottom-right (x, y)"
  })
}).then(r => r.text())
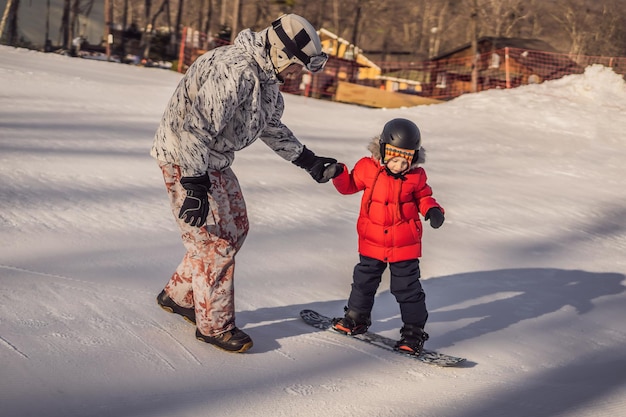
top-left (0, 0), bottom-right (13, 42)
top-left (174, 0), bottom-right (184, 47)
top-left (332, 0), bottom-right (340, 34)
top-left (70, 0), bottom-right (80, 41)
top-left (6, 0), bottom-right (19, 46)
top-left (45, 0), bottom-right (51, 48)
top-left (60, 0), bottom-right (70, 49)
top-left (121, 0), bottom-right (129, 57)
top-left (230, 0), bottom-right (240, 43)
top-left (141, 0), bottom-right (152, 60)
top-left (470, 0), bottom-right (479, 93)
top-left (143, 0), bottom-right (169, 60)
top-left (220, 0), bottom-right (227, 26)
top-left (197, 0), bottom-right (205, 32)
top-left (203, 0), bottom-right (214, 49)
top-left (351, 0), bottom-right (362, 45)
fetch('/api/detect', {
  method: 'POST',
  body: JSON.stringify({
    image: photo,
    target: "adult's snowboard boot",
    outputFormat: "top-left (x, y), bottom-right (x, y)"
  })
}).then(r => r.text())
top-left (195, 327), bottom-right (253, 353)
top-left (157, 289), bottom-right (196, 324)
top-left (394, 324), bottom-right (429, 356)
top-left (331, 308), bottom-right (371, 335)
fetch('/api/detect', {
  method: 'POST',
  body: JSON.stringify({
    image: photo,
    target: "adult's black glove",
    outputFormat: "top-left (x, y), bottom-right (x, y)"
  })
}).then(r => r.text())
top-left (425, 207), bottom-right (445, 229)
top-left (178, 173), bottom-right (211, 227)
top-left (293, 146), bottom-right (343, 183)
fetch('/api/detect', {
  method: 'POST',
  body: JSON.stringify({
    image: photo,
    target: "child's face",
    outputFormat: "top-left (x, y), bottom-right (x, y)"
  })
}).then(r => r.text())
top-left (386, 156), bottom-right (410, 174)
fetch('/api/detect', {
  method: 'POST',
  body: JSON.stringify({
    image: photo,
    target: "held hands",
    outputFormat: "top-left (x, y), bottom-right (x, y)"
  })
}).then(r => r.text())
top-left (178, 173), bottom-right (211, 227)
top-left (425, 207), bottom-right (445, 229)
top-left (312, 159), bottom-right (343, 183)
top-left (292, 146), bottom-right (344, 183)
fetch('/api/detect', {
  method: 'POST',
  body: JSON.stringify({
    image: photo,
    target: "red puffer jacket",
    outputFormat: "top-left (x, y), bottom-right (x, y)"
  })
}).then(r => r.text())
top-left (333, 157), bottom-right (443, 263)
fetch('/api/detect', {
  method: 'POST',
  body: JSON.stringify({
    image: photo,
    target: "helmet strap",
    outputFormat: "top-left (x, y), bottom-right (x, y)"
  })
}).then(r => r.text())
top-left (385, 166), bottom-right (408, 179)
top-left (271, 18), bottom-right (312, 66)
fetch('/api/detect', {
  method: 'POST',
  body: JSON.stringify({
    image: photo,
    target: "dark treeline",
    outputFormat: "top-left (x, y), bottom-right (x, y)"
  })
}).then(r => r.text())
top-left (3, 0), bottom-right (626, 60)
top-left (114, 0), bottom-right (626, 59)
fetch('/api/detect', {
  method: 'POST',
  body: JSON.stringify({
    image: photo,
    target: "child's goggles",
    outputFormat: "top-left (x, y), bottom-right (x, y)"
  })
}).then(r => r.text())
top-left (384, 144), bottom-right (415, 165)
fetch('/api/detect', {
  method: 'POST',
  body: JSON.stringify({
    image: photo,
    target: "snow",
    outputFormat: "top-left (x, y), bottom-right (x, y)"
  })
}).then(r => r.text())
top-left (1, 45), bottom-right (625, 417)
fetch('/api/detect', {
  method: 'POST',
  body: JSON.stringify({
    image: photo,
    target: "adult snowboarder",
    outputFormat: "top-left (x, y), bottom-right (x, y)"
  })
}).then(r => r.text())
top-left (151, 14), bottom-right (341, 353)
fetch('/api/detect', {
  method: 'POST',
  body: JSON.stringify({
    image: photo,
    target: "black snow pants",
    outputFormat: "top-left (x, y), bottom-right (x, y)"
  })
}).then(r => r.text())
top-left (347, 255), bottom-right (428, 328)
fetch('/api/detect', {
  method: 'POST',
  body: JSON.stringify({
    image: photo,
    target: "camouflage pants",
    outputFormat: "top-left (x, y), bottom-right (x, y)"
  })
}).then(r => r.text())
top-left (159, 162), bottom-right (249, 337)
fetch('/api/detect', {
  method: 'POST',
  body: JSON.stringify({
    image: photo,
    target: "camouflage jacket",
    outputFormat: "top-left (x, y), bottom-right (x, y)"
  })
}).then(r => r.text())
top-left (151, 28), bottom-right (304, 177)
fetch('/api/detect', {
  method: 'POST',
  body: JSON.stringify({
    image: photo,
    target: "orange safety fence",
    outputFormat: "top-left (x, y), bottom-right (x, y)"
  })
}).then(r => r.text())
top-left (177, 27), bottom-right (626, 102)
top-left (376, 48), bottom-right (626, 100)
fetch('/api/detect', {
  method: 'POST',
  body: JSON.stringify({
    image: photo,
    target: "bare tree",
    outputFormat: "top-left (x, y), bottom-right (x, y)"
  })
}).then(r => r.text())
top-left (470, 0), bottom-right (479, 93)
top-left (140, 0), bottom-right (152, 58)
top-left (141, 0), bottom-right (171, 59)
top-left (572, 1), bottom-right (624, 56)
top-left (477, 0), bottom-right (533, 38)
top-left (99, 0), bottom-right (625, 63)
top-left (550, 1), bottom-right (595, 56)
top-left (59, 0), bottom-right (70, 48)
top-left (202, 0), bottom-right (214, 47)
top-left (430, 1), bottom-right (449, 58)
top-left (230, 0), bottom-right (240, 42)
top-left (0, 0), bottom-right (20, 45)
top-left (174, 0), bottom-right (184, 45)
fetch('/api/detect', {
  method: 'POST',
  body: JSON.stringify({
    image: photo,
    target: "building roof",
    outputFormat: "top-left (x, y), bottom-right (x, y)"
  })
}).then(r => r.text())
top-left (318, 28), bottom-right (380, 70)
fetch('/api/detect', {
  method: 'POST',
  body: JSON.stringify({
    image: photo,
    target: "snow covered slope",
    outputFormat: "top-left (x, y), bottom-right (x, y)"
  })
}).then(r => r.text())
top-left (1, 46), bottom-right (625, 417)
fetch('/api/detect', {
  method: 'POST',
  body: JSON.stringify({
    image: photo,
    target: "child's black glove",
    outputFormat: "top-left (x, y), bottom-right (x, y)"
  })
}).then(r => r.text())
top-left (293, 146), bottom-right (343, 183)
top-left (425, 207), bottom-right (444, 229)
top-left (178, 174), bottom-right (211, 227)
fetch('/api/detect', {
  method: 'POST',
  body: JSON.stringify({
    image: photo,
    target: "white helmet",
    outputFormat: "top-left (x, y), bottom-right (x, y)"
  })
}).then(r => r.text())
top-left (267, 14), bottom-right (328, 74)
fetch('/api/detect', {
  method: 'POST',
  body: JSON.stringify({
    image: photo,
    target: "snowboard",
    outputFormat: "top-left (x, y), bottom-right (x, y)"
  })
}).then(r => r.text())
top-left (300, 309), bottom-right (466, 367)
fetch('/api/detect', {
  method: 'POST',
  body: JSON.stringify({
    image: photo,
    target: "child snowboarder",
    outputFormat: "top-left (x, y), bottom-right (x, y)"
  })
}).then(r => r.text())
top-left (331, 118), bottom-right (445, 356)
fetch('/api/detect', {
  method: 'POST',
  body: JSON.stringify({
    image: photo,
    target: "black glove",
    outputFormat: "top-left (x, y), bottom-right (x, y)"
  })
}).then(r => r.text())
top-left (425, 207), bottom-right (444, 229)
top-left (293, 146), bottom-right (343, 183)
top-left (178, 174), bottom-right (211, 227)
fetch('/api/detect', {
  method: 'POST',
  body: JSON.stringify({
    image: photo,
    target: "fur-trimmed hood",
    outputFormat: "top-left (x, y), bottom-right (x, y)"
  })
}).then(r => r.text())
top-left (366, 136), bottom-right (426, 168)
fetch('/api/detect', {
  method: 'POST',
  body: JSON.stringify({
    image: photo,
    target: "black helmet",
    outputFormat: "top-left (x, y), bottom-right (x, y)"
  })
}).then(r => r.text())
top-left (380, 118), bottom-right (421, 150)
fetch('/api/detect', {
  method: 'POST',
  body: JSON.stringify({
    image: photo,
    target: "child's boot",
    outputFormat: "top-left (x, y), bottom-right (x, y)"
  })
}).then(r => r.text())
top-left (395, 324), bottom-right (429, 356)
top-left (331, 308), bottom-right (371, 335)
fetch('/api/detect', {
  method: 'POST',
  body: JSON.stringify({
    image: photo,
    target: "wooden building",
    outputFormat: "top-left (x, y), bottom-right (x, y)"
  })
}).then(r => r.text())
top-left (426, 37), bottom-right (581, 99)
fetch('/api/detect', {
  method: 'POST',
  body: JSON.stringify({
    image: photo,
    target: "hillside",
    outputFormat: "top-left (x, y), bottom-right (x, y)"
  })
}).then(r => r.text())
top-left (1, 45), bottom-right (625, 417)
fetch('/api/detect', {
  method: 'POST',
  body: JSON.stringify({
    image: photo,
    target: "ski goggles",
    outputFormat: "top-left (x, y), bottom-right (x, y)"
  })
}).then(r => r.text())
top-left (384, 144), bottom-right (415, 165)
top-left (305, 52), bottom-right (328, 73)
